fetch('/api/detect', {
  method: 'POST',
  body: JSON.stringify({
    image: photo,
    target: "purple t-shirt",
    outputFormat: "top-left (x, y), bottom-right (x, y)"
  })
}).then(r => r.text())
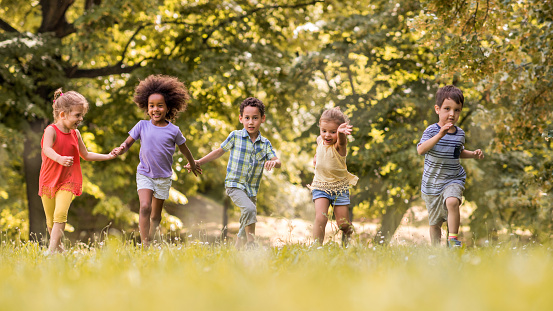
top-left (129, 120), bottom-right (186, 178)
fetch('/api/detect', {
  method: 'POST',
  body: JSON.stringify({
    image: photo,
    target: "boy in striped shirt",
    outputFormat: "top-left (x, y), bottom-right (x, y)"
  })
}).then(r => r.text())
top-left (189, 97), bottom-right (281, 248)
top-left (417, 85), bottom-right (484, 247)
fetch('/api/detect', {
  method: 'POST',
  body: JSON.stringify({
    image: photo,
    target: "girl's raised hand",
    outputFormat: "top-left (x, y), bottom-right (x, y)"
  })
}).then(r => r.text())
top-left (338, 123), bottom-right (353, 135)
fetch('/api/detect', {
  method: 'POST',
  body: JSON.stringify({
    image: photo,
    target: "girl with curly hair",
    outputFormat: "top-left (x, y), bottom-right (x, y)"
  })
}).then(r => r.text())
top-left (113, 75), bottom-right (201, 247)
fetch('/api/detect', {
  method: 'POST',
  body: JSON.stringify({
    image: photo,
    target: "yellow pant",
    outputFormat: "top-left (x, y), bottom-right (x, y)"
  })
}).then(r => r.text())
top-left (41, 190), bottom-right (74, 229)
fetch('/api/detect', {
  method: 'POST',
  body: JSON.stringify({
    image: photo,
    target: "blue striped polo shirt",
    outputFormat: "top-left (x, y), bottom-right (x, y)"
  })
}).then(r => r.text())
top-left (418, 123), bottom-right (466, 196)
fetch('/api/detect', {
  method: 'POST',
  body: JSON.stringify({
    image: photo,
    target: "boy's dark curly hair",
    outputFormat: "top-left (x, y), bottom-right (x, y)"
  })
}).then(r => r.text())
top-left (134, 75), bottom-right (190, 121)
top-left (239, 97), bottom-right (265, 116)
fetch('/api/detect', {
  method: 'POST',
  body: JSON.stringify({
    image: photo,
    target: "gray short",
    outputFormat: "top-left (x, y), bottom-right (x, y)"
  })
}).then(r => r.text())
top-left (226, 187), bottom-right (257, 238)
top-left (422, 183), bottom-right (464, 226)
top-left (136, 173), bottom-right (171, 200)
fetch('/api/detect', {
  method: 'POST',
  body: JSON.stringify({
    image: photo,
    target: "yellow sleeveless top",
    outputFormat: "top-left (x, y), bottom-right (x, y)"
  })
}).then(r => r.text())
top-left (308, 141), bottom-right (358, 194)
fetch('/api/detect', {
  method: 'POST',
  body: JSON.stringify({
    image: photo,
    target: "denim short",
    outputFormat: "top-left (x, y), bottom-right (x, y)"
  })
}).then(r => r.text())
top-left (136, 173), bottom-right (171, 200)
top-left (312, 189), bottom-right (350, 206)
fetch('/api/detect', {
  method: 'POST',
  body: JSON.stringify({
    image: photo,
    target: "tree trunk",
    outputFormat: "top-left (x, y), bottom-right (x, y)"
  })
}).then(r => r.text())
top-left (376, 198), bottom-right (410, 244)
top-left (24, 119), bottom-right (48, 241)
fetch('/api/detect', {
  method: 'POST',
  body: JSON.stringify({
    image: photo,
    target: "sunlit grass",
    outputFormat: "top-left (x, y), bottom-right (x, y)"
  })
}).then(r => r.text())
top-left (0, 236), bottom-right (552, 311)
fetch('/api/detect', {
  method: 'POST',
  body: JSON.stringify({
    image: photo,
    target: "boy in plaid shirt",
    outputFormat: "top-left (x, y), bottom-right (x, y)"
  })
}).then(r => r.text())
top-left (188, 97), bottom-right (281, 248)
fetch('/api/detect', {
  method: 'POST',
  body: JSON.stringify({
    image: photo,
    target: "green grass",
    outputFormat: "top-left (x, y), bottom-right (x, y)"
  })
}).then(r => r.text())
top-left (1, 237), bottom-right (552, 311)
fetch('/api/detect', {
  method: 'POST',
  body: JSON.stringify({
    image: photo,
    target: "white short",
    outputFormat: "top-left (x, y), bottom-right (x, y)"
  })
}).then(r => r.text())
top-left (136, 173), bottom-right (171, 200)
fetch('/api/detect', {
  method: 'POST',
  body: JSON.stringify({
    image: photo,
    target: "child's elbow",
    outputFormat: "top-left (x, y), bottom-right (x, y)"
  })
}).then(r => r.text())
top-left (416, 147), bottom-right (425, 155)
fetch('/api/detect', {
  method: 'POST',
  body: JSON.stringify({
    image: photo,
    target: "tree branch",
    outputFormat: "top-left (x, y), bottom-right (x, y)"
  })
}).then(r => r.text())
top-left (202, 0), bottom-right (325, 43)
top-left (66, 62), bottom-right (143, 79)
top-left (38, 0), bottom-right (76, 38)
top-left (0, 18), bottom-right (19, 33)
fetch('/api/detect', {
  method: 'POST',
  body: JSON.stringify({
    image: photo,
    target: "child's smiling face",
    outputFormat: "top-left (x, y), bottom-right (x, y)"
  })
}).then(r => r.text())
top-left (435, 98), bottom-right (462, 128)
top-left (148, 93), bottom-right (168, 126)
top-left (319, 120), bottom-right (340, 145)
top-left (60, 104), bottom-right (86, 131)
top-left (239, 105), bottom-right (265, 137)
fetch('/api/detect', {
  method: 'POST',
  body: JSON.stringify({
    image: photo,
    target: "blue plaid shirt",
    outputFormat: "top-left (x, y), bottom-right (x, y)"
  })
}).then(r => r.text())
top-left (221, 129), bottom-right (277, 197)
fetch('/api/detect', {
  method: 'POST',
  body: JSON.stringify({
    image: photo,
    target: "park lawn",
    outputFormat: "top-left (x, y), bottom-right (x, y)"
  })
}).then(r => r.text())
top-left (0, 238), bottom-right (552, 311)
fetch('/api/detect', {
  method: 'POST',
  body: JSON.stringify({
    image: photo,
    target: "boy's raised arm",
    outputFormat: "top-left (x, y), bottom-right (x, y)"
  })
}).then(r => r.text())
top-left (417, 123), bottom-right (451, 155)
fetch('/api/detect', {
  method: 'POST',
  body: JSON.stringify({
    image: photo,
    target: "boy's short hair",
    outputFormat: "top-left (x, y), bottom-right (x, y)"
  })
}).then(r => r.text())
top-left (436, 85), bottom-right (464, 107)
top-left (240, 97), bottom-right (265, 116)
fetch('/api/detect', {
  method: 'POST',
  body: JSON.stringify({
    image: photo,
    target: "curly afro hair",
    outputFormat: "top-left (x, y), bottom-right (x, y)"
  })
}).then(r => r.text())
top-left (134, 75), bottom-right (190, 121)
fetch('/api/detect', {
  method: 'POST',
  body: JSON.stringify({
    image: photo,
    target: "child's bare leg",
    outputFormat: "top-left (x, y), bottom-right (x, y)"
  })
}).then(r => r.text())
top-left (235, 236), bottom-right (246, 248)
top-left (245, 223), bottom-right (256, 243)
top-left (48, 222), bottom-right (66, 253)
top-left (429, 224), bottom-right (442, 245)
top-left (149, 197), bottom-right (164, 243)
top-left (445, 197), bottom-right (461, 235)
top-left (334, 205), bottom-right (352, 246)
top-left (313, 198), bottom-right (330, 244)
top-left (138, 189), bottom-right (154, 247)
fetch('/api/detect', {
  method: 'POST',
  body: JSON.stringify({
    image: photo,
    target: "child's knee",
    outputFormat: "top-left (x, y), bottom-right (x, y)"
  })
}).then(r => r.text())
top-left (139, 204), bottom-right (152, 216)
top-left (315, 212), bottom-right (328, 223)
top-left (52, 212), bottom-right (68, 224)
top-left (445, 197), bottom-right (460, 207)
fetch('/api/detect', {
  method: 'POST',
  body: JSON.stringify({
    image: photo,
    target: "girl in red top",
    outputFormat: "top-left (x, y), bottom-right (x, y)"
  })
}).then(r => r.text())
top-left (39, 88), bottom-right (117, 253)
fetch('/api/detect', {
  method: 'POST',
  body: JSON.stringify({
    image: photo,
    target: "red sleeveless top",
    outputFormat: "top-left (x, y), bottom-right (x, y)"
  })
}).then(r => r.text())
top-left (38, 124), bottom-right (83, 198)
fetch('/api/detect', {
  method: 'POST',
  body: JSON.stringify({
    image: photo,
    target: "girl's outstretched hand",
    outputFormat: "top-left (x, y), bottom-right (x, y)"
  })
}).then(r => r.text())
top-left (338, 123), bottom-right (353, 135)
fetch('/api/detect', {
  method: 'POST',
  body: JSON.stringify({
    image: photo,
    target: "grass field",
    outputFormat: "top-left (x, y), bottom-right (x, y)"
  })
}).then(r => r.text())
top-left (1, 237), bottom-right (552, 311)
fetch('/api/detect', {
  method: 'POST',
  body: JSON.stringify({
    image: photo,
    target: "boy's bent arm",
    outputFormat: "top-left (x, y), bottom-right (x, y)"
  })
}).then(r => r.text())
top-left (197, 147), bottom-right (226, 165)
top-left (460, 149), bottom-right (484, 159)
top-left (417, 134), bottom-right (444, 155)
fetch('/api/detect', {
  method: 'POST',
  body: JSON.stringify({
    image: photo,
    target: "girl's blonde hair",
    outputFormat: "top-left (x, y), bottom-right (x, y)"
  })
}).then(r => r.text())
top-left (52, 88), bottom-right (89, 121)
top-left (319, 106), bottom-right (349, 125)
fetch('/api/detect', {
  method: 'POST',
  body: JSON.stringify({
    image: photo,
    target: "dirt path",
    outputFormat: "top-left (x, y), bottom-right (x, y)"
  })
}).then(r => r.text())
top-left (173, 195), bottom-right (439, 246)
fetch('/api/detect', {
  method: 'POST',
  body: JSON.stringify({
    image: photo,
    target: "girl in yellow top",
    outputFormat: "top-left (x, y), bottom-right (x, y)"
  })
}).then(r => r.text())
top-left (308, 107), bottom-right (358, 245)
